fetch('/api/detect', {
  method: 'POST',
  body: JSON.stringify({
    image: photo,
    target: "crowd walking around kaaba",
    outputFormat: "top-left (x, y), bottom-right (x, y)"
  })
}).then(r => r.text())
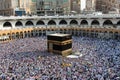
top-left (0, 36), bottom-right (119, 80)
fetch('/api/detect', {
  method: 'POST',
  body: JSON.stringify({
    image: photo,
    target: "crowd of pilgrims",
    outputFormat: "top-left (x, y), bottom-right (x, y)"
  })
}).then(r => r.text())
top-left (0, 36), bottom-right (119, 80)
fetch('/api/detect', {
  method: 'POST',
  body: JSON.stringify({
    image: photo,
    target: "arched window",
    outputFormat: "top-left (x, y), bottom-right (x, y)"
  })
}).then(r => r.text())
top-left (117, 20), bottom-right (120, 26)
top-left (3, 22), bottom-right (12, 27)
top-left (15, 21), bottom-right (23, 27)
top-left (103, 20), bottom-right (113, 26)
top-left (91, 20), bottom-right (99, 25)
top-left (70, 20), bottom-right (78, 25)
top-left (59, 20), bottom-right (67, 25)
top-left (48, 20), bottom-right (56, 25)
top-left (25, 21), bottom-right (34, 26)
top-left (36, 20), bottom-right (45, 25)
top-left (80, 20), bottom-right (88, 25)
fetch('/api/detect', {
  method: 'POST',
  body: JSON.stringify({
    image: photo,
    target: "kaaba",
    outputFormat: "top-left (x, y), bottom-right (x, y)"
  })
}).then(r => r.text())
top-left (47, 33), bottom-right (72, 56)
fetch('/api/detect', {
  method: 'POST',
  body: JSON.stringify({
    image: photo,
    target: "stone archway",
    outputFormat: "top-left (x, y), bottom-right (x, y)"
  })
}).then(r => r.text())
top-left (15, 21), bottom-right (23, 27)
top-left (59, 20), bottom-right (67, 25)
top-left (91, 20), bottom-right (100, 27)
top-left (103, 20), bottom-right (113, 28)
top-left (3, 22), bottom-right (12, 27)
top-left (70, 20), bottom-right (78, 25)
top-left (80, 20), bottom-right (88, 27)
top-left (36, 20), bottom-right (45, 25)
top-left (25, 21), bottom-right (34, 26)
top-left (48, 20), bottom-right (56, 25)
top-left (16, 32), bottom-right (20, 39)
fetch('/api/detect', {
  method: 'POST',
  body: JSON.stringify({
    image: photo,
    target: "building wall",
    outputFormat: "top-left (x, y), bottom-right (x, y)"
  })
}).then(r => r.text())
top-left (0, 16), bottom-right (120, 42)
top-left (70, 0), bottom-right (80, 14)
top-left (102, 0), bottom-right (116, 13)
top-left (0, 0), bottom-right (36, 16)
top-left (36, 0), bottom-right (64, 16)
top-left (95, 0), bottom-right (103, 12)
top-left (36, 0), bottom-right (81, 15)
top-left (95, 0), bottom-right (118, 13)
top-left (116, 0), bottom-right (120, 13)
top-left (85, 0), bottom-right (96, 13)
top-left (85, 0), bottom-right (119, 14)
top-left (0, 0), bottom-right (13, 16)
top-left (19, 0), bottom-right (36, 15)
top-left (62, 0), bottom-right (70, 15)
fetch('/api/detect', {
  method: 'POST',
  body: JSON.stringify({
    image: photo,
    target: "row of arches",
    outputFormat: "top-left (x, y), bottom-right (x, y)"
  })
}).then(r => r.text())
top-left (3, 19), bottom-right (120, 27)
top-left (0, 28), bottom-right (120, 42)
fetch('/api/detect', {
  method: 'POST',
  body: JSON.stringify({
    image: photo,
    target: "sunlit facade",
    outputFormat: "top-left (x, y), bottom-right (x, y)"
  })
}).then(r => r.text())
top-left (0, 0), bottom-right (36, 16)
top-left (86, 0), bottom-right (96, 11)
top-left (85, 0), bottom-right (120, 14)
top-left (0, 15), bottom-right (120, 42)
top-left (36, 0), bottom-right (64, 16)
top-left (70, 0), bottom-right (81, 14)
top-left (19, 0), bottom-right (36, 15)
